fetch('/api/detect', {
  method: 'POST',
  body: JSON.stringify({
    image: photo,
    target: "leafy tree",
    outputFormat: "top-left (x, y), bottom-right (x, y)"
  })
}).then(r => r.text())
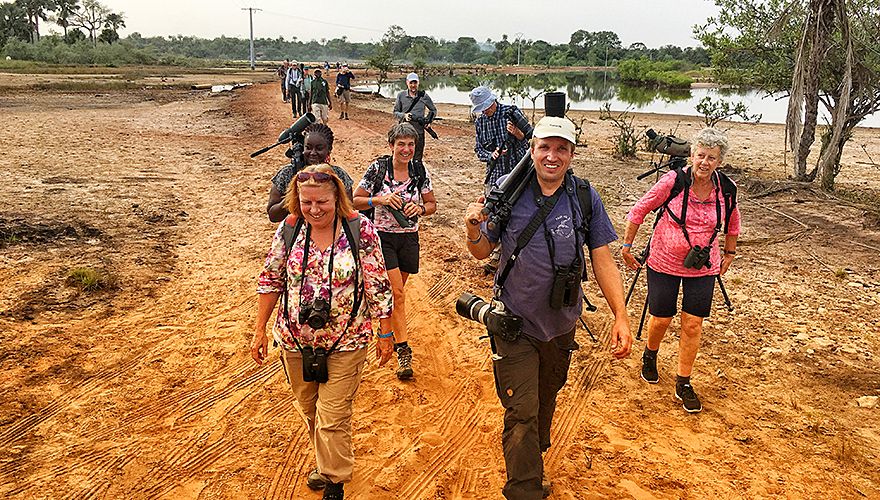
top-left (51, 0), bottom-right (78, 38)
top-left (96, 10), bottom-right (121, 44)
top-left (0, 1), bottom-right (31, 45)
top-left (450, 36), bottom-right (480, 63)
top-left (366, 44), bottom-right (393, 92)
top-left (15, 0), bottom-right (56, 42)
top-left (381, 24), bottom-right (410, 59)
top-left (697, 0), bottom-right (880, 190)
top-left (696, 96), bottom-right (762, 129)
top-left (70, 0), bottom-right (107, 46)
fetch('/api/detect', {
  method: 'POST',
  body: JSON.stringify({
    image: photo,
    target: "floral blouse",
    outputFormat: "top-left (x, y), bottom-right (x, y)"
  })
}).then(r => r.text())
top-left (358, 159), bottom-right (433, 234)
top-left (257, 214), bottom-right (394, 352)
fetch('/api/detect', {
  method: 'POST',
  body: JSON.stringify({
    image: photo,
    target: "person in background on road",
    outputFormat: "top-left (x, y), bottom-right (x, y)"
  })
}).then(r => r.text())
top-left (286, 60), bottom-right (304, 118)
top-left (464, 115), bottom-right (631, 499)
top-left (335, 64), bottom-right (355, 120)
top-left (310, 69), bottom-right (333, 126)
top-left (469, 85), bottom-right (533, 273)
top-left (469, 85), bottom-right (533, 196)
top-left (393, 72), bottom-right (437, 162)
top-left (278, 59), bottom-right (290, 102)
top-left (622, 127), bottom-right (740, 414)
top-left (302, 66), bottom-right (314, 117)
top-left (352, 123), bottom-right (437, 381)
top-left (267, 123), bottom-right (353, 223)
top-left (253, 164), bottom-right (395, 500)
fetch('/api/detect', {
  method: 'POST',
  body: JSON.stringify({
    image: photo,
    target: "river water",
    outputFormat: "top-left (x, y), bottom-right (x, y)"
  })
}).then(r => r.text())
top-left (375, 72), bottom-right (879, 128)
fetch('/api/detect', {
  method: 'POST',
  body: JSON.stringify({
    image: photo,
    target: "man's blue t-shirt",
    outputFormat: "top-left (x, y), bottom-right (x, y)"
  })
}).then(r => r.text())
top-left (336, 72), bottom-right (355, 90)
top-left (483, 174), bottom-right (617, 342)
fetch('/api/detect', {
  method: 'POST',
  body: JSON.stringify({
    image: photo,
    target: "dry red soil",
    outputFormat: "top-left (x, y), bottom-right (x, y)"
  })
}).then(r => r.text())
top-left (1, 75), bottom-right (878, 499)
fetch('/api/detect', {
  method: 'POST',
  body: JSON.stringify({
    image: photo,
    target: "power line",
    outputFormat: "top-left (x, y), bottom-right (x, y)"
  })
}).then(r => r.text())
top-left (242, 7), bottom-right (262, 69)
top-left (260, 10), bottom-right (383, 34)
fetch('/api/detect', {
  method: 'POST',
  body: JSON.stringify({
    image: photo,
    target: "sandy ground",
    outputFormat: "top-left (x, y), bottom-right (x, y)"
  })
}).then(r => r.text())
top-left (0, 74), bottom-right (879, 500)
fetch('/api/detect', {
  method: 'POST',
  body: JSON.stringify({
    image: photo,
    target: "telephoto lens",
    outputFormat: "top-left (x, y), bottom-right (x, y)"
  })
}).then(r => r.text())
top-left (456, 292), bottom-right (493, 324)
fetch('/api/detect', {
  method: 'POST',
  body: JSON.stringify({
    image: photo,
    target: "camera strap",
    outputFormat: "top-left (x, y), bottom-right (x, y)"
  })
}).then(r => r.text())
top-left (495, 181), bottom-right (564, 295)
top-left (403, 90), bottom-right (424, 115)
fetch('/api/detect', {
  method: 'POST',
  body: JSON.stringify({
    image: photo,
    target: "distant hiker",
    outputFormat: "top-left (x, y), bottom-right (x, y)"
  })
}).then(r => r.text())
top-left (302, 66), bottom-right (314, 116)
top-left (310, 69), bottom-right (333, 126)
top-left (464, 115), bottom-right (632, 499)
top-left (622, 127), bottom-right (741, 414)
top-left (286, 60), bottom-right (304, 118)
top-left (352, 123), bottom-right (437, 381)
top-left (267, 123), bottom-right (353, 223)
top-left (253, 164), bottom-right (395, 500)
top-left (393, 72), bottom-right (437, 162)
top-left (335, 64), bottom-right (355, 120)
top-left (278, 59), bottom-right (290, 102)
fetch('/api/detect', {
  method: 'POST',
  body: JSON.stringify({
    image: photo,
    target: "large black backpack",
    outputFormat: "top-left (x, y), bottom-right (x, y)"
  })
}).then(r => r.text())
top-left (657, 167), bottom-right (738, 233)
top-left (360, 155), bottom-right (428, 220)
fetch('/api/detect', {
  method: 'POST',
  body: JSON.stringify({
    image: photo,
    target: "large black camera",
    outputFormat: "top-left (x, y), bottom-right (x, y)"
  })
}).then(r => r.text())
top-left (298, 298), bottom-right (331, 330)
top-left (250, 112), bottom-right (316, 158)
top-left (456, 292), bottom-right (523, 342)
top-left (683, 245), bottom-right (712, 269)
top-left (301, 345), bottom-right (329, 383)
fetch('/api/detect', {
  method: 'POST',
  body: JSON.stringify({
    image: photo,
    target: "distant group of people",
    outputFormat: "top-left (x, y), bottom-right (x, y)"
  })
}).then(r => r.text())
top-left (252, 73), bottom-right (741, 500)
top-left (276, 60), bottom-right (357, 123)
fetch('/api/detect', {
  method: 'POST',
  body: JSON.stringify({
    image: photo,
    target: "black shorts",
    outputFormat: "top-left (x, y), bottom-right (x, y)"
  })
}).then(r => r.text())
top-left (378, 231), bottom-right (420, 274)
top-left (646, 267), bottom-right (715, 318)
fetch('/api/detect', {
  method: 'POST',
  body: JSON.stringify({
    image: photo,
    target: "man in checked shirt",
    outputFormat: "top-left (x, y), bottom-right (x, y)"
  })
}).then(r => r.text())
top-left (469, 85), bottom-right (533, 273)
top-left (469, 86), bottom-right (534, 196)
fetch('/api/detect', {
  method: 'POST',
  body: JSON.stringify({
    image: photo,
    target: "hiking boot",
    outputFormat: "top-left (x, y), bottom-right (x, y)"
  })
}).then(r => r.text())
top-left (322, 481), bottom-right (344, 500)
top-left (396, 345), bottom-right (413, 380)
top-left (641, 352), bottom-right (659, 384)
top-left (344, 112), bottom-right (349, 120)
top-left (339, 112), bottom-right (345, 119)
top-left (307, 468), bottom-right (327, 490)
top-left (675, 382), bottom-right (703, 413)
top-left (541, 472), bottom-right (552, 498)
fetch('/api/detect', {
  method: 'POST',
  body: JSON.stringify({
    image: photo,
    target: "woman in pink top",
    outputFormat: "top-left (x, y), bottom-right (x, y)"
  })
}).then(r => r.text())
top-left (621, 128), bottom-right (741, 414)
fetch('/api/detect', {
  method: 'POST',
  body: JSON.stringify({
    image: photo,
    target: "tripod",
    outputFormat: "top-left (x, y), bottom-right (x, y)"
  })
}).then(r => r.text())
top-left (624, 239), bottom-right (734, 340)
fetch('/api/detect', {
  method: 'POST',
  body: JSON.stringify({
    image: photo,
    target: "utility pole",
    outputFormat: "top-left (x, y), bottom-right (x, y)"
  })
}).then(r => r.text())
top-left (515, 32), bottom-right (523, 66)
top-left (242, 7), bottom-right (261, 70)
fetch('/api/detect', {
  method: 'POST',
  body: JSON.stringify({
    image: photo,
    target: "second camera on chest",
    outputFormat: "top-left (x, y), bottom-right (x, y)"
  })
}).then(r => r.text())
top-left (298, 298), bottom-right (331, 330)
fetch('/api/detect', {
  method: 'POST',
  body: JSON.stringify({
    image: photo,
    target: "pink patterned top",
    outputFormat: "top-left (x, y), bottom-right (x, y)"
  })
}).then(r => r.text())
top-left (627, 170), bottom-right (741, 277)
top-left (256, 214), bottom-right (394, 352)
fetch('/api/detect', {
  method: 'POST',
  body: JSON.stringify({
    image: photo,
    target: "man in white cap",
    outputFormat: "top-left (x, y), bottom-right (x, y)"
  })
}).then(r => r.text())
top-left (393, 72), bottom-right (438, 162)
top-left (464, 113), bottom-right (632, 499)
top-left (469, 85), bottom-right (533, 195)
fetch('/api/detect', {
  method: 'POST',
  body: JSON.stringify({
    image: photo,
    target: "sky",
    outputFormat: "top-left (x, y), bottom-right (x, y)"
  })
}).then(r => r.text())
top-left (92, 0), bottom-right (721, 48)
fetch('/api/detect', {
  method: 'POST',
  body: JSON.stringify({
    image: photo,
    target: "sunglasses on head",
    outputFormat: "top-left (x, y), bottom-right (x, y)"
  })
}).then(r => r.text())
top-left (296, 171), bottom-right (333, 183)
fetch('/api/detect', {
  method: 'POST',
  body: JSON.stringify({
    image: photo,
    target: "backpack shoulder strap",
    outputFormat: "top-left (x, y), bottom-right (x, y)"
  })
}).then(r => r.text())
top-left (716, 170), bottom-right (738, 233)
top-left (342, 213), bottom-right (361, 260)
top-left (409, 158), bottom-right (427, 193)
top-left (372, 156), bottom-right (392, 194)
top-left (282, 215), bottom-right (304, 251)
top-left (573, 175), bottom-right (592, 235)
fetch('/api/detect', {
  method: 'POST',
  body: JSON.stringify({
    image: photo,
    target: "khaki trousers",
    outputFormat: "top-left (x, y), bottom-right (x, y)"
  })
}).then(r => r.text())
top-left (281, 347), bottom-right (367, 483)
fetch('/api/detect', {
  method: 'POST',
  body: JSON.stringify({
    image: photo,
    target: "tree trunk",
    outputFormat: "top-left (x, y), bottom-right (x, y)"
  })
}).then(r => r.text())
top-left (817, 123), bottom-right (852, 191)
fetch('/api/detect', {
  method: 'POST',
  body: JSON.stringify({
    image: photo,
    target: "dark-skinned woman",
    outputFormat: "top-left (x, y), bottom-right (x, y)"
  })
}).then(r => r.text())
top-left (253, 164), bottom-right (394, 500)
top-left (267, 123), bottom-right (354, 223)
top-left (352, 123), bottom-right (437, 381)
top-left (622, 127), bottom-right (741, 414)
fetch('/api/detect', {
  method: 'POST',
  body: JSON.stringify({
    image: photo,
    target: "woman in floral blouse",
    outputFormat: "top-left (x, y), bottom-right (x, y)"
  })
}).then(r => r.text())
top-left (252, 164), bottom-right (394, 500)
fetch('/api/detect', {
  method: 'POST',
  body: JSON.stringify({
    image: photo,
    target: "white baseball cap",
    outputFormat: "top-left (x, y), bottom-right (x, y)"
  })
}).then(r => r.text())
top-left (406, 72), bottom-right (419, 82)
top-left (533, 116), bottom-right (577, 145)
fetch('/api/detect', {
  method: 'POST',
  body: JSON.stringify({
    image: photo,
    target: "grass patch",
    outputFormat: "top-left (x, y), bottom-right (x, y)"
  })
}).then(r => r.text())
top-left (65, 267), bottom-right (113, 292)
top-left (834, 268), bottom-right (849, 279)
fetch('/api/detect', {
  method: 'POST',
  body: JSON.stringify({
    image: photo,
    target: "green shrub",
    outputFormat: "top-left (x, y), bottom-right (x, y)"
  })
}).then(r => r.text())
top-left (65, 267), bottom-right (113, 292)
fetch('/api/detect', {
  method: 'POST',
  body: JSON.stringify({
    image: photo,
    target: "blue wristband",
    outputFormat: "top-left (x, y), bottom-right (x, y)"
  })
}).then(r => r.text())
top-left (622, 243), bottom-right (633, 248)
top-left (368, 197), bottom-right (374, 208)
top-left (377, 331), bottom-right (394, 339)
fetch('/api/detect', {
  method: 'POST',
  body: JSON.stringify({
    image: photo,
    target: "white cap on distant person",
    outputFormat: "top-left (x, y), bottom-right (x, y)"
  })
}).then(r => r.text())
top-left (406, 72), bottom-right (419, 82)
top-left (533, 116), bottom-right (577, 145)
top-left (469, 86), bottom-right (497, 114)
